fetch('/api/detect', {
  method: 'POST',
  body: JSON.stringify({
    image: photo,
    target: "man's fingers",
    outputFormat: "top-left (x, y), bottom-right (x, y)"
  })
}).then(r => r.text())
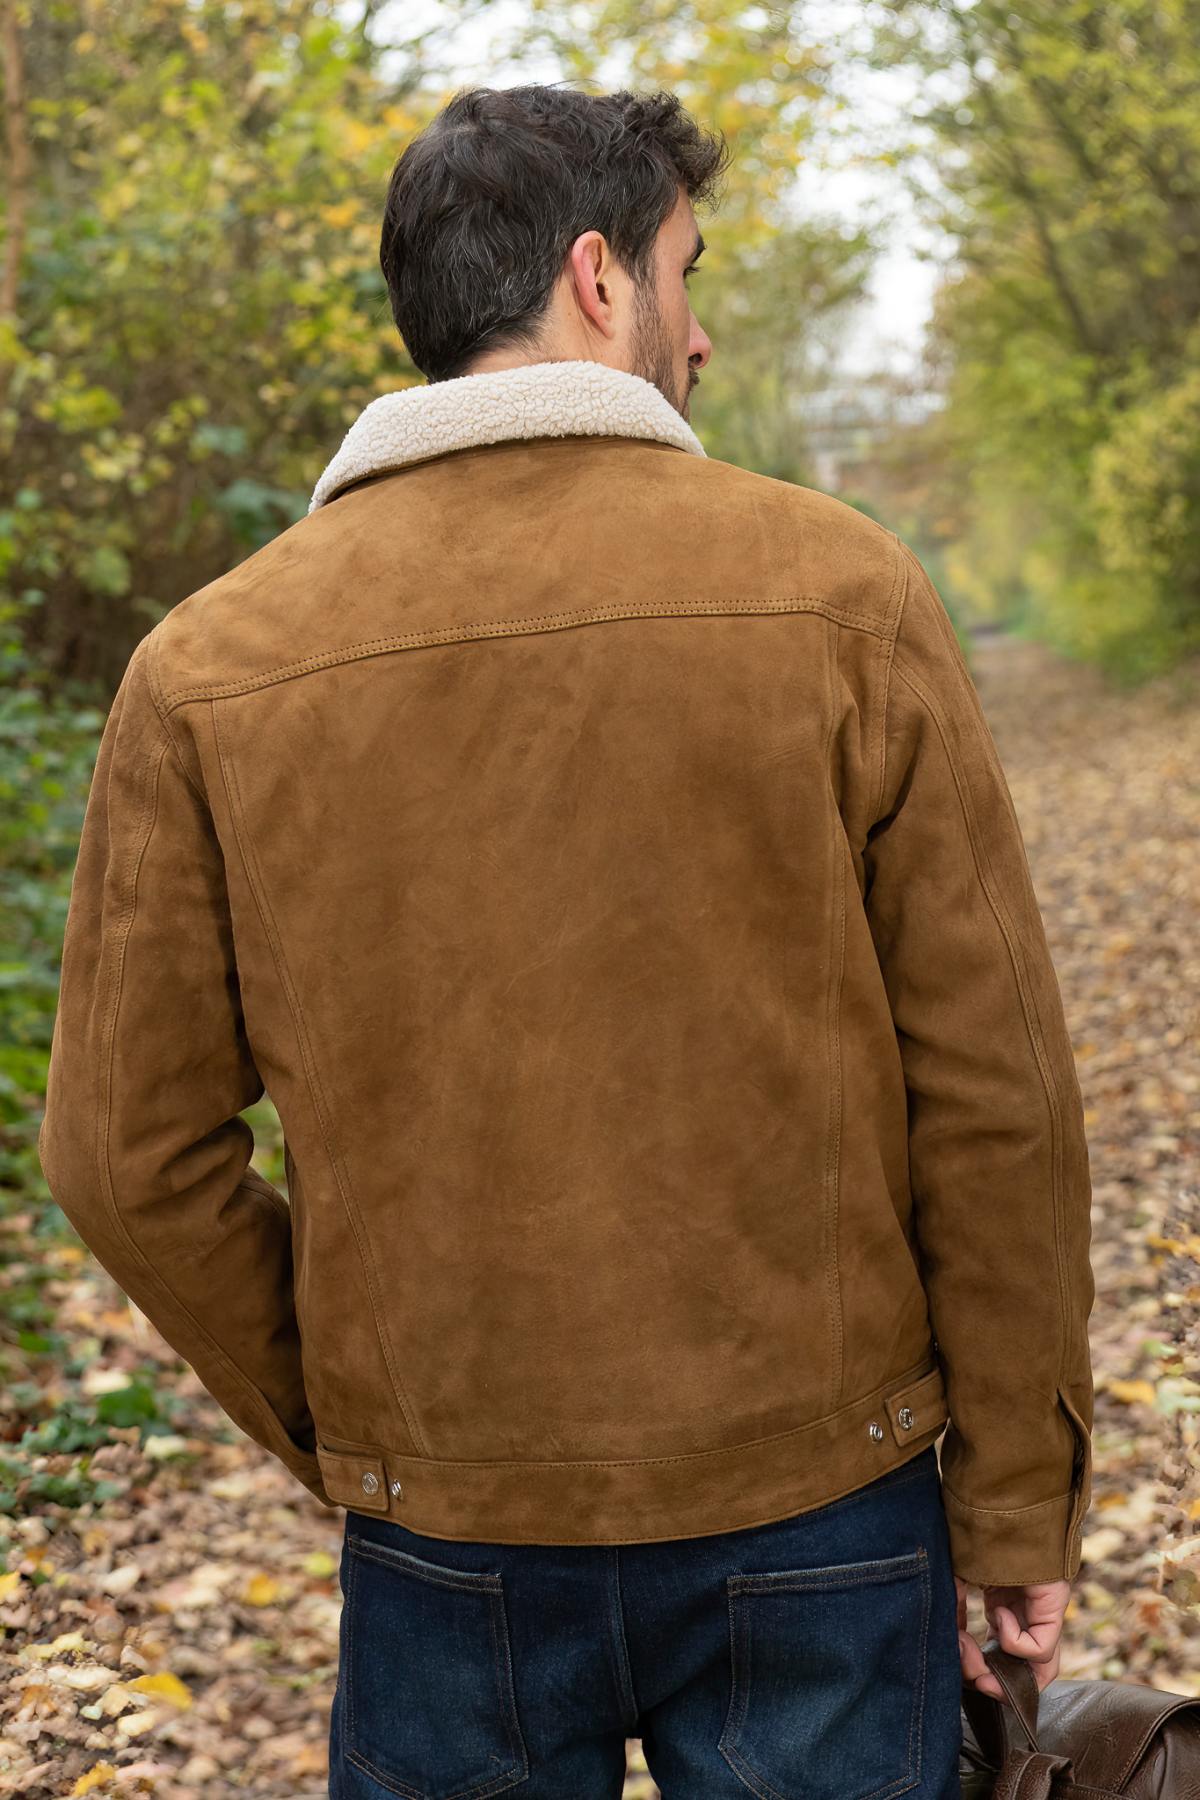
top-left (987, 1602), bottom-right (1061, 1664)
top-left (983, 1601), bottom-right (1064, 1692)
top-left (958, 1576), bottom-right (1073, 1703)
top-left (958, 1623), bottom-right (1008, 1703)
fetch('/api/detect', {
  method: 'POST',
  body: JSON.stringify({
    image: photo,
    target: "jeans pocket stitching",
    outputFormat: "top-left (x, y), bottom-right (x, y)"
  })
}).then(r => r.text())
top-left (346, 1538), bottom-right (357, 1772)
top-left (487, 1580), bottom-right (531, 1786)
top-left (348, 1535), bottom-right (505, 1594)
top-left (721, 1571), bottom-right (750, 1764)
top-left (341, 1536), bottom-right (529, 1799)
top-left (718, 1548), bottom-right (932, 1800)
top-left (728, 1547), bottom-right (928, 1595)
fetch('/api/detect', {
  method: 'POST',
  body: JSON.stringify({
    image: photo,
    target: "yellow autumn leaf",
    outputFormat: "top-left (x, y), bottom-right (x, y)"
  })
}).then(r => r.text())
top-left (243, 1572), bottom-right (281, 1606)
top-left (125, 1670), bottom-right (192, 1709)
top-left (72, 1766), bottom-right (119, 1796)
top-left (0, 1571), bottom-right (22, 1601)
top-left (1106, 1378), bottom-right (1157, 1406)
top-left (301, 1550), bottom-right (337, 1578)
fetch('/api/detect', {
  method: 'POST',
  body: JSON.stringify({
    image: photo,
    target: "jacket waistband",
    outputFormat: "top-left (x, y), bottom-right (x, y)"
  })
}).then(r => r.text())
top-left (314, 1357), bottom-right (948, 1544)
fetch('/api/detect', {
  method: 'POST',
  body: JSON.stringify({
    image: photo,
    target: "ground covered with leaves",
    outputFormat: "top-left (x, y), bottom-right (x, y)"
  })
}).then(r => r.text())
top-left (2, 629), bottom-right (1198, 1798)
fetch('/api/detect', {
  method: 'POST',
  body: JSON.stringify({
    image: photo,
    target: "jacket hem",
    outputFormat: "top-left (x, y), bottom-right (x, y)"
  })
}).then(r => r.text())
top-left (312, 1356), bottom-right (948, 1545)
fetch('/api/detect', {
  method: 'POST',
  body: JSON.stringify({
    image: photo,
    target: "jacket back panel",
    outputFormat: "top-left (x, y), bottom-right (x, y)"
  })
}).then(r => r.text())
top-left (158, 437), bottom-right (930, 1470)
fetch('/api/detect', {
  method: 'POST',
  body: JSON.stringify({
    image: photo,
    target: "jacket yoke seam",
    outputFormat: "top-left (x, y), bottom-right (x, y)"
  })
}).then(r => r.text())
top-left (209, 695), bottom-right (430, 1457)
top-left (888, 650), bottom-right (1070, 1389)
top-left (95, 721), bottom-right (321, 1478)
top-left (154, 597), bottom-right (894, 712)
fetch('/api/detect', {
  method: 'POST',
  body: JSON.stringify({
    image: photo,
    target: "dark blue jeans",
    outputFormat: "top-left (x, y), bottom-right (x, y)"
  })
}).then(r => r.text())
top-left (328, 1442), bottom-right (963, 1799)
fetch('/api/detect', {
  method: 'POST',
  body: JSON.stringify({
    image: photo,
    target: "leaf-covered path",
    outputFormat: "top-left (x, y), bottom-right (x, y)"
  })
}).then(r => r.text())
top-left (2, 628), bottom-right (1198, 1799)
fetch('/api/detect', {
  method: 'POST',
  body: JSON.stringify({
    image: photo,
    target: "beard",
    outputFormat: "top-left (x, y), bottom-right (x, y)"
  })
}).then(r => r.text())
top-left (627, 280), bottom-right (694, 420)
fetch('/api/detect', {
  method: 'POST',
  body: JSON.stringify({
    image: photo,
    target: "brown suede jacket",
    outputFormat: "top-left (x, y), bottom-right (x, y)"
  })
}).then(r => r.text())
top-left (37, 359), bottom-right (1095, 1586)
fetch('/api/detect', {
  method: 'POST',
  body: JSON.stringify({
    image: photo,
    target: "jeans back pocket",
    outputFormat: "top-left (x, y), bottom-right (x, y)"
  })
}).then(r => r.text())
top-left (342, 1532), bottom-right (530, 1799)
top-left (718, 1546), bottom-right (931, 1800)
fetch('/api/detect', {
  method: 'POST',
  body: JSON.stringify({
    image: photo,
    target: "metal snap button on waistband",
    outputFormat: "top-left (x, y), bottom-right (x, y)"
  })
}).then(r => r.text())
top-left (897, 1406), bottom-right (914, 1430)
top-left (868, 1421), bottom-right (885, 1442)
top-left (390, 1480), bottom-right (403, 1498)
top-left (361, 1471), bottom-right (380, 1495)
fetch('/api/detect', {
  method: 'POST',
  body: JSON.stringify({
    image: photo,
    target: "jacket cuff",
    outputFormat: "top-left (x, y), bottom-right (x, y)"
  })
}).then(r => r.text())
top-left (940, 1477), bottom-right (1088, 1586)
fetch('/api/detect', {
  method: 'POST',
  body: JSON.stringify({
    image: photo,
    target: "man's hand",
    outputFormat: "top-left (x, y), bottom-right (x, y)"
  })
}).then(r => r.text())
top-left (955, 1576), bottom-right (1071, 1701)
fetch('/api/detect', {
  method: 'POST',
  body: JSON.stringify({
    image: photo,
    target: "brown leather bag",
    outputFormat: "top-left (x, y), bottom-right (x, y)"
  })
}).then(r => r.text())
top-left (960, 1641), bottom-right (1200, 1797)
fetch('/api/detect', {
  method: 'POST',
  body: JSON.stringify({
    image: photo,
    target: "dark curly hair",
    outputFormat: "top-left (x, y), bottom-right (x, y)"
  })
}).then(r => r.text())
top-left (379, 82), bottom-right (731, 382)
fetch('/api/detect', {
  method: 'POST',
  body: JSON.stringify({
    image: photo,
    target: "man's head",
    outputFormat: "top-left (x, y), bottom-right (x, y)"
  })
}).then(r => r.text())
top-left (379, 84), bottom-right (730, 421)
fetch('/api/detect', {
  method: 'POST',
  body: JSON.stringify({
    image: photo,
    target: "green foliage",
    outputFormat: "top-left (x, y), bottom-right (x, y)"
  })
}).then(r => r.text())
top-left (871, 0), bottom-right (1200, 676)
top-left (0, 597), bottom-right (101, 1204)
top-left (1, 0), bottom-right (436, 693)
top-left (1090, 341), bottom-right (1200, 665)
top-left (0, 1383), bottom-right (185, 1519)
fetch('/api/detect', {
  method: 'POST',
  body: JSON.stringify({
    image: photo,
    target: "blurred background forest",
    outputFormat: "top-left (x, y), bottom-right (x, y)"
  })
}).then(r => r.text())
top-left (2, 2), bottom-right (1199, 1795)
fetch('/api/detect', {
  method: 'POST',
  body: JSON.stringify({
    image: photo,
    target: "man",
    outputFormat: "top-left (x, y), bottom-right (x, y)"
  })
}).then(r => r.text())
top-left (39, 82), bottom-right (1094, 1798)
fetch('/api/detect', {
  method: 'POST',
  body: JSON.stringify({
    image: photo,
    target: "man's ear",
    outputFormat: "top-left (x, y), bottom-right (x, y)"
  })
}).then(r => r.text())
top-left (567, 230), bottom-right (619, 337)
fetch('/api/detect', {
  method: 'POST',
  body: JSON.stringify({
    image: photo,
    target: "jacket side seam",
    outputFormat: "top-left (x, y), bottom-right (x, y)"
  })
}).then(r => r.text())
top-left (156, 598), bottom-right (895, 713)
top-left (94, 723), bottom-right (322, 1477)
top-left (889, 651), bottom-right (1071, 1388)
top-left (209, 695), bottom-right (429, 1457)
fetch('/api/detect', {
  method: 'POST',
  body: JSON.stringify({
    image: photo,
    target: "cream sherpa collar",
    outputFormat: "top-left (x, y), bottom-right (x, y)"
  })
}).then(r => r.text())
top-left (308, 358), bottom-right (706, 513)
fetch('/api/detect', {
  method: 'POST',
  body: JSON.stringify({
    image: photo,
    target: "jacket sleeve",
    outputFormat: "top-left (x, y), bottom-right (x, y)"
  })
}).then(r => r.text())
top-left (862, 538), bottom-right (1095, 1587)
top-left (37, 629), bottom-right (331, 1509)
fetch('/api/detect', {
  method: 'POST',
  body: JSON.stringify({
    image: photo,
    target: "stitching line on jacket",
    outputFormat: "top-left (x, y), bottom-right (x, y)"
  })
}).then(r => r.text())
top-left (921, 584), bottom-right (1072, 1383)
top-left (319, 1353), bottom-right (944, 1472)
top-left (210, 696), bottom-right (430, 1458)
top-left (874, 535), bottom-right (909, 821)
top-left (823, 619), bottom-right (846, 1412)
top-left (940, 1481), bottom-right (1077, 1517)
top-left (94, 720), bottom-right (322, 1484)
top-left (156, 598), bottom-right (895, 711)
top-left (889, 649), bottom-right (1071, 1406)
top-left (143, 629), bottom-right (209, 809)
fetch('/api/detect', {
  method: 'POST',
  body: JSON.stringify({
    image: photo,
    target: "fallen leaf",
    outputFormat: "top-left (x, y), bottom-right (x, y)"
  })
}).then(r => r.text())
top-left (125, 1671), bottom-right (192, 1709)
top-left (242, 1572), bottom-right (281, 1607)
top-left (71, 1765), bottom-right (119, 1796)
